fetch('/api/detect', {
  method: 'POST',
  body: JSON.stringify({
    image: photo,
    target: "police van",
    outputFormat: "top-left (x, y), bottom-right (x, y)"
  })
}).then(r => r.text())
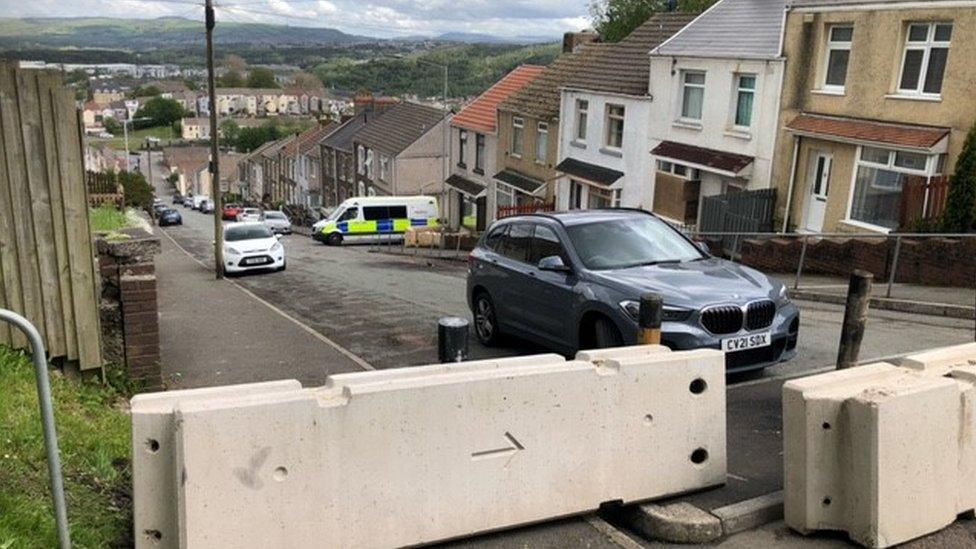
top-left (312, 196), bottom-right (439, 245)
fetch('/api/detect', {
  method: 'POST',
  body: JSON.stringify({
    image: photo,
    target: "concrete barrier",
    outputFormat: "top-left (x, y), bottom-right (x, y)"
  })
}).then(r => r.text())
top-left (784, 342), bottom-right (976, 548)
top-left (132, 347), bottom-right (725, 548)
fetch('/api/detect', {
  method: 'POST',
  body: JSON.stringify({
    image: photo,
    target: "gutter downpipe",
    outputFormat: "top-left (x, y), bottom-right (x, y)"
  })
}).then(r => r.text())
top-left (782, 135), bottom-right (800, 233)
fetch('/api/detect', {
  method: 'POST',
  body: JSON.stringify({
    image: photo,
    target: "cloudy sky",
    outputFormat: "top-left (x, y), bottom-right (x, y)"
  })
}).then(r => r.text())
top-left (2, 0), bottom-right (593, 40)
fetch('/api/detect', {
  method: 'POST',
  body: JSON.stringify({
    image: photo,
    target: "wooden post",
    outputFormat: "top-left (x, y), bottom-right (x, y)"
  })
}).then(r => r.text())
top-left (837, 270), bottom-right (873, 370)
top-left (205, 0), bottom-right (224, 279)
top-left (637, 293), bottom-right (663, 345)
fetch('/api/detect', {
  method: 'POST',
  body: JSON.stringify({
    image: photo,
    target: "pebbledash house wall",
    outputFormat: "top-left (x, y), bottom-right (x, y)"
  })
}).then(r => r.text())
top-left (771, 3), bottom-right (976, 232)
top-left (496, 109), bottom-right (560, 203)
top-left (556, 90), bottom-right (654, 210)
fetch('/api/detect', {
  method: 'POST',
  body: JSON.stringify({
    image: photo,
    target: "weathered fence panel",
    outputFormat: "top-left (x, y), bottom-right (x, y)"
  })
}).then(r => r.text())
top-left (699, 188), bottom-right (776, 256)
top-left (0, 62), bottom-right (102, 370)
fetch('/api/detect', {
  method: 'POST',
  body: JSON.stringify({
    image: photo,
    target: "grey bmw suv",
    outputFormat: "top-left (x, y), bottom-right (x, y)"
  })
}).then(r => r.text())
top-left (466, 209), bottom-right (799, 373)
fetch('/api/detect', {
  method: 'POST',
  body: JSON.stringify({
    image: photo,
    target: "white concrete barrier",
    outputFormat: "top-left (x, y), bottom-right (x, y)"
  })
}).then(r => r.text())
top-left (784, 343), bottom-right (976, 548)
top-left (132, 347), bottom-right (726, 548)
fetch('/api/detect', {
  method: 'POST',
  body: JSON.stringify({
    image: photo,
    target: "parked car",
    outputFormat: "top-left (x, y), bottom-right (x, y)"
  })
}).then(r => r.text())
top-left (152, 203), bottom-right (169, 216)
top-left (182, 196), bottom-right (194, 208)
top-left (222, 222), bottom-right (285, 275)
top-left (222, 203), bottom-right (243, 221)
top-left (237, 208), bottom-right (264, 222)
top-left (172, 193), bottom-right (183, 205)
top-left (199, 199), bottom-right (215, 214)
top-left (312, 196), bottom-right (438, 245)
top-left (192, 195), bottom-right (210, 210)
top-left (466, 209), bottom-right (799, 373)
top-left (158, 208), bottom-right (183, 226)
top-left (263, 210), bottom-right (292, 234)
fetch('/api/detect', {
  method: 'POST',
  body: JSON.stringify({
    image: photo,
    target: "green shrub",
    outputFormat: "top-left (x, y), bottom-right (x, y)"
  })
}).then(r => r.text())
top-left (941, 121), bottom-right (976, 232)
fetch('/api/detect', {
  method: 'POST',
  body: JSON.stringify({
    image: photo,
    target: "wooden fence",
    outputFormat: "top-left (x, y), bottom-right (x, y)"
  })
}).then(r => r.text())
top-left (899, 175), bottom-right (950, 229)
top-left (497, 201), bottom-right (555, 219)
top-left (86, 170), bottom-right (125, 208)
top-left (0, 63), bottom-right (102, 370)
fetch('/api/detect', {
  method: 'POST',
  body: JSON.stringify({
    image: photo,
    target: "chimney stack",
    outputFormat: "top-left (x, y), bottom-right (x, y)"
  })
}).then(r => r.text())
top-left (562, 30), bottom-right (599, 53)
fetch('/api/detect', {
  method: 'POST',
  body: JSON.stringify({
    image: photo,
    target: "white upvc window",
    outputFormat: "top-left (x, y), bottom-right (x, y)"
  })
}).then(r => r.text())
top-left (458, 129), bottom-right (467, 166)
top-left (575, 99), bottom-right (588, 140)
top-left (536, 122), bottom-right (549, 163)
top-left (733, 74), bottom-right (756, 128)
top-left (511, 117), bottom-right (524, 157)
top-left (848, 146), bottom-right (937, 231)
top-left (605, 104), bottom-right (624, 149)
top-left (379, 154), bottom-right (389, 182)
top-left (680, 71), bottom-right (705, 121)
top-left (364, 148), bottom-right (374, 179)
top-left (356, 145), bottom-right (365, 175)
top-left (656, 159), bottom-right (700, 181)
top-left (898, 22), bottom-right (952, 97)
top-left (823, 25), bottom-right (853, 91)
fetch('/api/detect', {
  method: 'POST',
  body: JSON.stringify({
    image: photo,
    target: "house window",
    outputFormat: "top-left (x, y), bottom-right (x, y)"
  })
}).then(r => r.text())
top-left (569, 180), bottom-right (583, 210)
top-left (587, 186), bottom-right (616, 209)
top-left (733, 74), bottom-right (756, 128)
top-left (605, 104), bottom-right (624, 149)
top-left (475, 133), bottom-right (485, 173)
top-left (356, 145), bottom-right (365, 175)
top-left (536, 122), bottom-right (548, 163)
top-left (575, 99), bottom-right (588, 140)
top-left (511, 117), bottom-right (524, 157)
top-left (379, 155), bottom-right (389, 182)
top-left (898, 22), bottom-right (952, 96)
top-left (357, 181), bottom-right (366, 196)
top-left (496, 182), bottom-right (515, 208)
top-left (680, 72), bottom-right (705, 121)
top-left (824, 25), bottom-right (853, 90)
top-left (364, 148), bottom-right (374, 179)
top-left (656, 159), bottom-right (700, 180)
top-left (849, 146), bottom-right (935, 230)
top-left (367, 187), bottom-right (377, 197)
top-left (458, 129), bottom-right (467, 167)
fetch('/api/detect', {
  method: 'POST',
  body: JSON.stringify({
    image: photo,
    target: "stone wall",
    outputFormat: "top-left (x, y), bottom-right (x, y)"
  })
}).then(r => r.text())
top-left (736, 236), bottom-right (976, 287)
top-left (97, 228), bottom-right (162, 389)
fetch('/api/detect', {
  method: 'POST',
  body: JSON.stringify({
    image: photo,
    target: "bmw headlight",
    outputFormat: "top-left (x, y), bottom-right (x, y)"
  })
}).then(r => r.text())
top-left (271, 241), bottom-right (282, 252)
top-left (619, 300), bottom-right (693, 322)
top-left (225, 246), bottom-right (241, 256)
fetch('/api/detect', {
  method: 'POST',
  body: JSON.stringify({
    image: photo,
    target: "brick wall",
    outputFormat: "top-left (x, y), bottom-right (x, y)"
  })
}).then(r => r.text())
top-left (96, 229), bottom-right (162, 389)
top-left (738, 236), bottom-right (976, 287)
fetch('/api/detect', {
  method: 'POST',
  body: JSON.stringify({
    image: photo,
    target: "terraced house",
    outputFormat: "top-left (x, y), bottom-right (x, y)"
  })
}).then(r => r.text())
top-left (444, 64), bottom-right (544, 231)
top-left (555, 12), bottom-right (696, 213)
top-left (773, 0), bottom-right (976, 233)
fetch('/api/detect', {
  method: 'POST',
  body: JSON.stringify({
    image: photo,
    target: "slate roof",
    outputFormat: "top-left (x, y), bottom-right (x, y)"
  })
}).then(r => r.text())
top-left (651, 141), bottom-right (754, 174)
top-left (452, 65), bottom-right (545, 134)
top-left (786, 113), bottom-right (951, 150)
top-left (653, 0), bottom-right (787, 59)
top-left (354, 102), bottom-right (447, 156)
top-left (298, 122), bottom-right (336, 156)
top-left (555, 158), bottom-right (624, 187)
top-left (320, 112), bottom-right (373, 153)
top-left (499, 45), bottom-right (604, 121)
top-left (565, 12), bottom-right (698, 96)
top-left (445, 174), bottom-right (487, 197)
top-left (790, 0), bottom-right (920, 6)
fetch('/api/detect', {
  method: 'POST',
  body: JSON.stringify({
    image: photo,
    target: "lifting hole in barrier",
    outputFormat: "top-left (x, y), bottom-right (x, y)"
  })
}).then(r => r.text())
top-left (690, 448), bottom-right (708, 465)
top-left (689, 378), bottom-right (707, 395)
top-left (146, 438), bottom-right (160, 454)
top-left (643, 414), bottom-right (654, 425)
top-left (144, 529), bottom-right (163, 543)
top-left (822, 422), bottom-right (831, 430)
top-left (822, 497), bottom-right (832, 507)
top-left (273, 466), bottom-right (289, 481)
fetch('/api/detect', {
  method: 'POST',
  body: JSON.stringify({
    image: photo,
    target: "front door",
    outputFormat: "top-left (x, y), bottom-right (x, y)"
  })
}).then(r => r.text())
top-left (804, 152), bottom-right (831, 232)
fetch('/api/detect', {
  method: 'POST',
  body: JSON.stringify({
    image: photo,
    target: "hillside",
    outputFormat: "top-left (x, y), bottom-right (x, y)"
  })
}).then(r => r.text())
top-left (0, 17), bottom-right (369, 49)
top-left (313, 42), bottom-right (560, 98)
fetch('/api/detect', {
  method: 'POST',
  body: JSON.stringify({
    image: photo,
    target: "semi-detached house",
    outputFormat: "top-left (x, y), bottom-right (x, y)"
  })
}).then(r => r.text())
top-left (773, 0), bottom-right (976, 234)
top-left (555, 12), bottom-right (697, 212)
top-left (444, 64), bottom-right (545, 231)
top-left (647, 0), bottom-right (787, 226)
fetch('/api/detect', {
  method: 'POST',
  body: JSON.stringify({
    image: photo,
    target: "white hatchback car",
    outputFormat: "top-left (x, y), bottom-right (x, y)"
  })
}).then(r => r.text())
top-left (223, 222), bottom-right (285, 275)
top-left (237, 207), bottom-right (264, 222)
top-left (263, 210), bottom-right (292, 234)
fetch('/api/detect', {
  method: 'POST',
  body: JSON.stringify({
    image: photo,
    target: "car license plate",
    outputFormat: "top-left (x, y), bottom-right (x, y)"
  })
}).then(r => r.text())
top-left (722, 331), bottom-right (771, 353)
top-left (242, 257), bottom-right (266, 266)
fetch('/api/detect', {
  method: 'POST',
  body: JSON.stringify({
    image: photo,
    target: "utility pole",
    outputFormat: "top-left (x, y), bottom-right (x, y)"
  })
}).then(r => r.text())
top-left (205, 0), bottom-right (224, 279)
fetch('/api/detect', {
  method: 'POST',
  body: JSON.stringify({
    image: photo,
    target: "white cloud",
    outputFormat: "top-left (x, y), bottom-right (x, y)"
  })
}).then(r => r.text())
top-left (0, 0), bottom-right (590, 39)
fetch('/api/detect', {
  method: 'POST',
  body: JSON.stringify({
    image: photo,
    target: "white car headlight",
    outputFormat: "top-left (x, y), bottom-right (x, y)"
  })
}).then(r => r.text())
top-left (225, 246), bottom-right (241, 256)
top-left (270, 241), bottom-right (282, 252)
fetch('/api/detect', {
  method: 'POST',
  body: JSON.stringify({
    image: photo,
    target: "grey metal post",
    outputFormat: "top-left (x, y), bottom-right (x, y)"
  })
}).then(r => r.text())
top-left (438, 316), bottom-right (469, 363)
top-left (794, 235), bottom-right (809, 290)
top-left (837, 270), bottom-right (873, 370)
top-left (886, 236), bottom-right (902, 299)
top-left (0, 309), bottom-right (70, 548)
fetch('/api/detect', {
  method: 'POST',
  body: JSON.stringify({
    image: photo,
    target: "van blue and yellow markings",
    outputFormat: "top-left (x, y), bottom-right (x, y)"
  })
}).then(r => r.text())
top-left (317, 217), bottom-right (439, 241)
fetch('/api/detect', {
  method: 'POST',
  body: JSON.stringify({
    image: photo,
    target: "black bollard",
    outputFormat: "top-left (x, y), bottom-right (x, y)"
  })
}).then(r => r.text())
top-left (438, 316), bottom-right (469, 363)
top-left (837, 270), bottom-right (873, 370)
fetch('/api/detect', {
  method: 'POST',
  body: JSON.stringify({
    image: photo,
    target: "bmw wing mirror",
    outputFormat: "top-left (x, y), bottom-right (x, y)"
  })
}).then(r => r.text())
top-left (696, 241), bottom-right (711, 255)
top-left (538, 255), bottom-right (571, 273)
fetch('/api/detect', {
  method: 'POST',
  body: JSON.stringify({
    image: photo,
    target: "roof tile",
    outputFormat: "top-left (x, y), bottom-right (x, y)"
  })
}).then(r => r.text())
top-left (786, 113), bottom-right (950, 149)
top-left (452, 65), bottom-right (545, 134)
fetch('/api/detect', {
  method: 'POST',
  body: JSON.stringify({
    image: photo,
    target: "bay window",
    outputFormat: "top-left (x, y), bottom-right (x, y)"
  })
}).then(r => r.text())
top-left (898, 22), bottom-right (952, 96)
top-left (849, 146), bottom-right (935, 230)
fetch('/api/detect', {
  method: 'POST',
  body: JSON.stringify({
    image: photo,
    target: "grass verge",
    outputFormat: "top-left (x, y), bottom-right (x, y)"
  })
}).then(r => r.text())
top-left (0, 346), bottom-right (131, 548)
top-left (89, 205), bottom-right (131, 234)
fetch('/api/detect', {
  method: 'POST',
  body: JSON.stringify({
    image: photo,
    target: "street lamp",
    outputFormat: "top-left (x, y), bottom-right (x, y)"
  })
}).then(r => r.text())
top-left (122, 116), bottom-right (152, 171)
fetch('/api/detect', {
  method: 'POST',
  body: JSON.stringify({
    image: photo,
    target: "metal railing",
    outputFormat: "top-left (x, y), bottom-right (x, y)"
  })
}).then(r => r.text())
top-left (689, 231), bottom-right (976, 301)
top-left (0, 309), bottom-right (70, 548)
top-left (368, 232), bottom-right (470, 262)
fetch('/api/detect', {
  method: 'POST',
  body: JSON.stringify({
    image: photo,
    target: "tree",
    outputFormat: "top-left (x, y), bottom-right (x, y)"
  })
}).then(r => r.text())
top-left (292, 71), bottom-right (322, 90)
top-left (589, 0), bottom-right (716, 43)
top-left (103, 116), bottom-right (123, 136)
top-left (131, 85), bottom-right (161, 98)
top-left (941, 122), bottom-right (976, 232)
top-left (220, 119), bottom-right (241, 145)
top-left (219, 70), bottom-right (245, 88)
top-left (246, 67), bottom-right (279, 89)
top-left (235, 122), bottom-right (282, 153)
top-left (117, 170), bottom-right (154, 209)
top-left (134, 97), bottom-right (185, 129)
top-left (224, 54), bottom-right (247, 73)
